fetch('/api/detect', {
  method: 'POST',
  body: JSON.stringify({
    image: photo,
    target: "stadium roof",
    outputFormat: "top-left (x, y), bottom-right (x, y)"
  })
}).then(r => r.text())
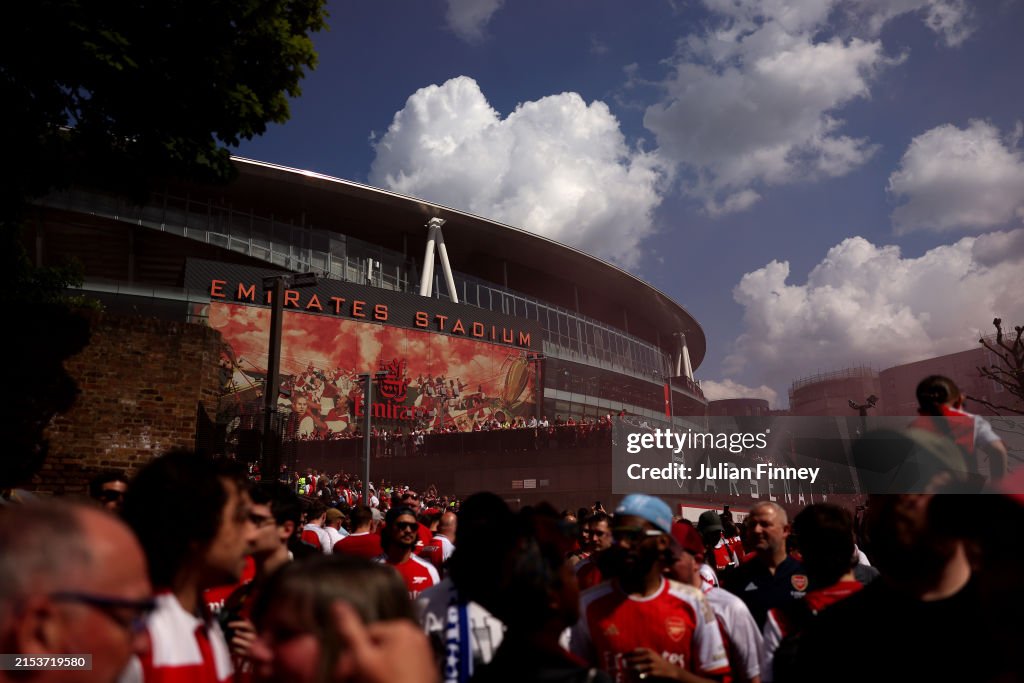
top-left (224, 157), bottom-right (706, 368)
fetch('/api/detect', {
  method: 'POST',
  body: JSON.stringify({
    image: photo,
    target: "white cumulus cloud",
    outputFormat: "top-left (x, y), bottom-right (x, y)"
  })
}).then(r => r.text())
top-left (644, 4), bottom-right (890, 214)
top-left (700, 378), bottom-right (780, 407)
top-left (972, 228), bottom-right (1024, 267)
top-left (642, 0), bottom-right (977, 215)
top-left (888, 120), bottom-right (1024, 234)
top-left (369, 76), bottom-right (670, 268)
top-left (444, 0), bottom-right (504, 43)
top-left (724, 234), bottom-right (1024, 392)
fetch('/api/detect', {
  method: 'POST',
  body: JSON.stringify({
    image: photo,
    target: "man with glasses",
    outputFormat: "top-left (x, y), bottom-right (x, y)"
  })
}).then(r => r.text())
top-left (88, 470), bottom-right (128, 514)
top-left (375, 506), bottom-right (439, 599)
top-left (0, 501), bottom-right (153, 683)
top-left (570, 494), bottom-right (730, 683)
top-left (400, 489), bottom-right (434, 550)
top-left (220, 482), bottom-right (301, 677)
top-left (120, 451), bottom-right (257, 683)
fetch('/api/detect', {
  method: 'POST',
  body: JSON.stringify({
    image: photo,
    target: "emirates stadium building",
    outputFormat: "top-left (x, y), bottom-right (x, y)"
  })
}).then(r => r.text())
top-left (28, 158), bottom-right (708, 504)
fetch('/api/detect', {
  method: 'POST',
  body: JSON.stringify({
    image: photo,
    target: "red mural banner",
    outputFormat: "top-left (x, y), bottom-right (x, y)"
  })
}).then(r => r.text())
top-left (203, 302), bottom-right (537, 440)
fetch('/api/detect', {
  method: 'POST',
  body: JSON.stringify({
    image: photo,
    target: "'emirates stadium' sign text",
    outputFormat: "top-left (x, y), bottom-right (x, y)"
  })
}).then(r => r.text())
top-left (208, 278), bottom-right (533, 348)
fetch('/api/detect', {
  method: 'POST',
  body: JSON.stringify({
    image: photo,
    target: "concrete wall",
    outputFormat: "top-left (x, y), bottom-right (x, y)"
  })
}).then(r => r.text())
top-left (879, 346), bottom-right (1016, 417)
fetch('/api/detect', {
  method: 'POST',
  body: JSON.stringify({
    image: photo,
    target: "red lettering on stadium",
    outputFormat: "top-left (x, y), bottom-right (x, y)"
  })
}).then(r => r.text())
top-left (353, 395), bottom-right (432, 422)
top-left (215, 279), bottom-right (533, 348)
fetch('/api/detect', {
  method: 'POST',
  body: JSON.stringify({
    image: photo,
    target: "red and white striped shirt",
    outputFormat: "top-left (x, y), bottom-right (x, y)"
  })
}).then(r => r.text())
top-left (119, 592), bottom-right (233, 683)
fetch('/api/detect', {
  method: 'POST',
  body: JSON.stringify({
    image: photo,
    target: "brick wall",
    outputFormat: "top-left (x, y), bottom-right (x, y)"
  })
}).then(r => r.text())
top-left (35, 312), bottom-right (224, 495)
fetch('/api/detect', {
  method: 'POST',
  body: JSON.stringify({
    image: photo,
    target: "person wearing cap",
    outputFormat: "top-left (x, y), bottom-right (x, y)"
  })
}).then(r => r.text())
top-left (720, 506), bottom-right (733, 525)
top-left (375, 506), bottom-right (439, 599)
top-left (723, 502), bottom-right (805, 630)
top-left (323, 507), bottom-right (348, 550)
top-left (669, 522), bottom-right (764, 683)
top-left (698, 511), bottom-right (739, 574)
top-left (569, 494), bottom-right (731, 682)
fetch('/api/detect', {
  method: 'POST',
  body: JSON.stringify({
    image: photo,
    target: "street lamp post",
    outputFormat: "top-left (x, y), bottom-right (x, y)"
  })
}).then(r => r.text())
top-left (361, 371), bottom-right (387, 505)
top-left (261, 272), bottom-right (317, 481)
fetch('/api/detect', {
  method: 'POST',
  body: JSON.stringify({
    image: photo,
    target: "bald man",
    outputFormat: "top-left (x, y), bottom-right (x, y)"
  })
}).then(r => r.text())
top-left (724, 501), bottom-right (806, 628)
top-left (418, 511), bottom-right (457, 575)
top-left (0, 502), bottom-right (153, 683)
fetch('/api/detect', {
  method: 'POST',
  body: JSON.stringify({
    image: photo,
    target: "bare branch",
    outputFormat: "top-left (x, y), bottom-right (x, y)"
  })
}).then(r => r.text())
top-left (974, 318), bottom-right (1024, 415)
top-left (965, 394), bottom-right (1024, 416)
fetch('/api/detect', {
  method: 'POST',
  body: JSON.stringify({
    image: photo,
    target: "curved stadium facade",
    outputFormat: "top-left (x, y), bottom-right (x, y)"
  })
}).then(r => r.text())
top-left (25, 158), bottom-right (717, 506)
top-left (31, 157), bottom-right (708, 430)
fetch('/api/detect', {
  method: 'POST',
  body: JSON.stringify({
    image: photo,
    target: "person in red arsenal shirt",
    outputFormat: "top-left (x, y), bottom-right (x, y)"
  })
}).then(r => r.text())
top-left (400, 489), bottom-right (435, 549)
top-left (333, 504), bottom-right (383, 558)
top-left (570, 494), bottom-right (730, 682)
top-left (121, 453), bottom-right (257, 683)
top-left (418, 510), bottom-right (457, 576)
top-left (909, 374), bottom-right (1008, 483)
top-left (376, 506), bottom-right (440, 599)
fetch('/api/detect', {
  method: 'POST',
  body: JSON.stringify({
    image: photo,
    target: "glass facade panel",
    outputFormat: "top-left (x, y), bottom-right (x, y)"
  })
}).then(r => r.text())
top-left (38, 188), bottom-right (680, 383)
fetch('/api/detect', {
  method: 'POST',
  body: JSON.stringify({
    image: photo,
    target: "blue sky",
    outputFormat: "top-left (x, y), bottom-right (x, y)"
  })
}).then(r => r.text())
top-left (236, 0), bottom-right (1024, 407)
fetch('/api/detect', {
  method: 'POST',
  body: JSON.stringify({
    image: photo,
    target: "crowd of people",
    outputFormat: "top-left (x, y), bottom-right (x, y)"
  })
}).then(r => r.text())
top-left (3, 470), bottom-right (1021, 683)
top-left (224, 357), bottom-right (623, 447)
top-left (281, 410), bottom-right (617, 447)
top-left (1, 374), bottom-right (1020, 683)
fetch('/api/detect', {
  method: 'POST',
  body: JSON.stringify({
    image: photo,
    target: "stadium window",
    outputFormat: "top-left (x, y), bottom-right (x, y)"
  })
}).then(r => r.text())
top-left (558, 312), bottom-right (570, 337)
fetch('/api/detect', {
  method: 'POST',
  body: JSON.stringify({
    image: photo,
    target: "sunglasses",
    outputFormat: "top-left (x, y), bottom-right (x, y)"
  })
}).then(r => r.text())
top-left (99, 490), bottom-right (124, 503)
top-left (611, 526), bottom-right (663, 543)
top-left (402, 494), bottom-right (419, 501)
top-left (394, 521), bottom-right (419, 532)
top-left (50, 591), bottom-right (156, 634)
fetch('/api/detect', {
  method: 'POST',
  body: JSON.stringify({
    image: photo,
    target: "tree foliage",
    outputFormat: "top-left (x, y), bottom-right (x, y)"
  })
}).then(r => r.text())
top-left (0, 0), bottom-right (327, 488)
top-left (972, 318), bottom-right (1024, 416)
top-left (1, 0), bottom-right (328, 218)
